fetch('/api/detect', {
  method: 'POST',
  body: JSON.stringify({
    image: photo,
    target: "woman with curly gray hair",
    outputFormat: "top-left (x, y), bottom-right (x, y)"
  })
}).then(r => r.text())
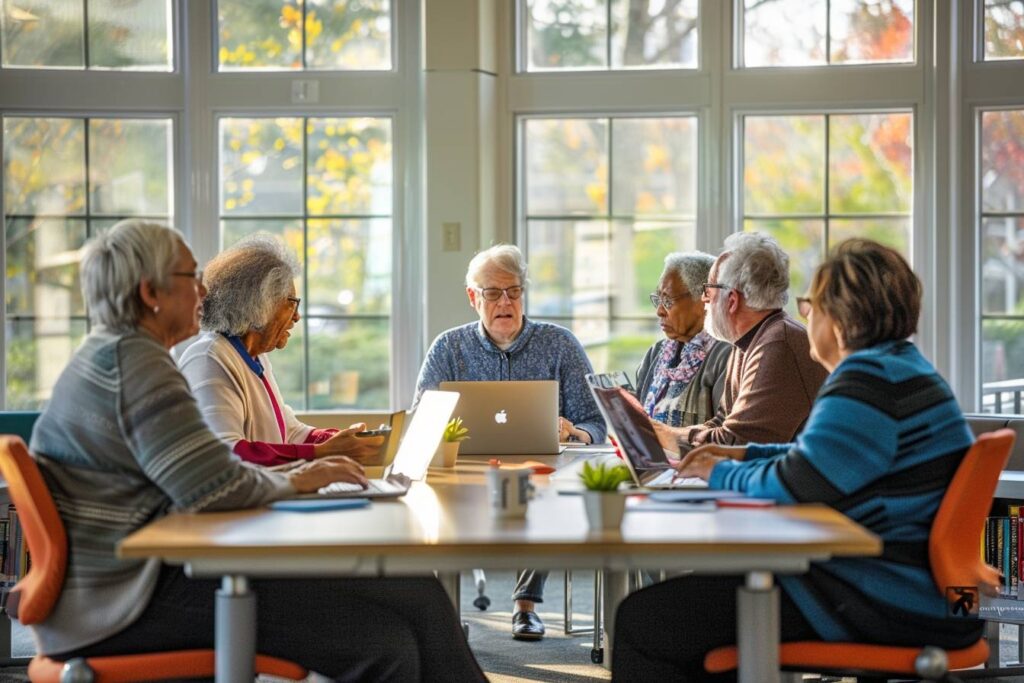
top-left (179, 235), bottom-right (381, 466)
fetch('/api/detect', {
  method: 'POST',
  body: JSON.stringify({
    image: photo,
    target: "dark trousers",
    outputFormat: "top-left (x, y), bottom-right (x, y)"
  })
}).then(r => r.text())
top-left (612, 575), bottom-right (818, 682)
top-left (57, 566), bottom-right (486, 683)
top-left (512, 569), bottom-right (547, 603)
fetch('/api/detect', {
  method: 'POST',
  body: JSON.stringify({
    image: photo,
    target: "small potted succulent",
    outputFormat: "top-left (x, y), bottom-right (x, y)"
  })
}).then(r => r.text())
top-left (579, 461), bottom-right (632, 529)
top-left (432, 417), bottom-right (470, 468)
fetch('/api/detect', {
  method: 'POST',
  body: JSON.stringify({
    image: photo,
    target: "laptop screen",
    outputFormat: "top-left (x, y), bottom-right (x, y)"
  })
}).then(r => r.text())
top-left (390, 390), bottom-right (459, 480)
top-left (589, 385), bottom-right (672, 472)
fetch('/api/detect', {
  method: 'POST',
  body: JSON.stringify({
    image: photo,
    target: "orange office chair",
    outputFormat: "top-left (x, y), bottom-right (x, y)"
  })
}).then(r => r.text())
top-left (704, 428), bottom-right (1014, 682)
top-left (0, 435), bottom-right (307, 683)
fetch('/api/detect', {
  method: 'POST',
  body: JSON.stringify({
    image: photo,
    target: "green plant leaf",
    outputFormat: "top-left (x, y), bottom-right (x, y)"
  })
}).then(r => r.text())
top-left (578, 461), bottom-right (631, 491)
top-left (443, 416), bottom-right (470, 442)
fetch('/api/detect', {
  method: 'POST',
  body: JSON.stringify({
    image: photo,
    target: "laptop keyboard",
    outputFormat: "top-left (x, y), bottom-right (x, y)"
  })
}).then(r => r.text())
top-left (318, 479), bottom-right (404, 495)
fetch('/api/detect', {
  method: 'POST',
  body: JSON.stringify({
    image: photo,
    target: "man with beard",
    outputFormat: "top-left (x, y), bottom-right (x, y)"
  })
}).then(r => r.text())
top-left (654, 231), bottom-right (828, 452)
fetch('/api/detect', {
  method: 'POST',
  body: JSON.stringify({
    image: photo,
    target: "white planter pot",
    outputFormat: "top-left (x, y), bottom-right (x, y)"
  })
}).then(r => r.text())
top-left (431, 441), bottom-right (460, 468)
top-left (582, 490), bottom-right (626, 530)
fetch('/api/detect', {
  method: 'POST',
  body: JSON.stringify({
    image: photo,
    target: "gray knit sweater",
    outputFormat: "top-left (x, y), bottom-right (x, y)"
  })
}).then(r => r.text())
top-left (28, 328), bottom-right (294, 655)
top-left (412, 318), bottom-right (606, 443)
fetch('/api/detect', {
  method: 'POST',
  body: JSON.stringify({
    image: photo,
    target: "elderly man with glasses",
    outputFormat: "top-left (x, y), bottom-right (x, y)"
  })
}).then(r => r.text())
top-left (653, 231), bottom-right (828, 454)
top-left (412, 243), bottom-right (606, 642)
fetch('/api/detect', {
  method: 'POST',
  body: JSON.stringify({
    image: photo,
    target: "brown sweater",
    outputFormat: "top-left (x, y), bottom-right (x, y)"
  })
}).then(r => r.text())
top-left (682, 310), bottom-right (828, 446)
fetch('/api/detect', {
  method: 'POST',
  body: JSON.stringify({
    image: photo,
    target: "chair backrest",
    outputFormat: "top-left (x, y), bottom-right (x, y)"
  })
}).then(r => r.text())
top-left (0, 436), bottom-right (68, 624)
top-left (0, 412), bottom-right (41, 444)
top-left (930, 428), bottom-right (1014, 594)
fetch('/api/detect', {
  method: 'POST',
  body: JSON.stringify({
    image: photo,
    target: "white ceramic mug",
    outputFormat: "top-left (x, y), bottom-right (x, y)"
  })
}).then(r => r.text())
top-left (486, 464), bottom-right (531, 519)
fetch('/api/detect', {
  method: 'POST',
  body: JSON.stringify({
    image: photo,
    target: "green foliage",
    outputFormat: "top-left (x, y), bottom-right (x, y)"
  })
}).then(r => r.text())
top-left (579, 461), bottom-right (631, 492)
top-left (442, 417), bottom-right (470, 443)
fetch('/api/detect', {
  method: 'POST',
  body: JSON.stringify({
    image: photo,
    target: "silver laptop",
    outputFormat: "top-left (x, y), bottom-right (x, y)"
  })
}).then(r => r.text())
top-left (294, 390), bottom-right (459, 500)
top-left (587, 383), bottom-right (706, 490)
top-left (439, 380), bottom-right (560, 455)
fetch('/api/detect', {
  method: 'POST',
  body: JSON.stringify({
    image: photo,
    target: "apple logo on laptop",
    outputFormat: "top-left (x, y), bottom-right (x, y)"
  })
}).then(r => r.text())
top-left (494, 409), bottom-right (508, 424)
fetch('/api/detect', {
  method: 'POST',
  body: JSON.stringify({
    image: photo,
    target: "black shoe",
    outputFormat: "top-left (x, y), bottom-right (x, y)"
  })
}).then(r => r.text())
top-left (512, 610), bottom-right (545, 641)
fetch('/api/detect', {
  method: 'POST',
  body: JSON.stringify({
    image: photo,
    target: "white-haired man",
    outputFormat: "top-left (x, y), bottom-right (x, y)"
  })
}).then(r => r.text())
top-left (412, 243), bottom-right (606, 641)
top-left (655, 232), bottom-right (828, 452)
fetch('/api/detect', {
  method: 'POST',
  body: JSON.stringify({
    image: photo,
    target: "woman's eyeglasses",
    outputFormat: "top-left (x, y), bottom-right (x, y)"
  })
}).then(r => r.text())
top-left (476, 286), bottom-right (525, 302)
top-left (796, 296), bottom-right (813, 319)
top-left (648, 293), bottom-right (682, 310)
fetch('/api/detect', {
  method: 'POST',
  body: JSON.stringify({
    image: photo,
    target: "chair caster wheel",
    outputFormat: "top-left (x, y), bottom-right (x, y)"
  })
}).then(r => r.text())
top-left (473, 595), bottom-right (491, 610)
top-left (591, 648), bottom-right (604, 664)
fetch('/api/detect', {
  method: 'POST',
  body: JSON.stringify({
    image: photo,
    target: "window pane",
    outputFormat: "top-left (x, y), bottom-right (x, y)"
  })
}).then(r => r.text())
top-left (268, 317), bottom-right (306, 409)
top-left (982, 320), bottom-right (1024, 412)
top-left (610, 0), bottom-right (698, 69)
top-left (1, 0), bottom-right (85, 68)
top-left (306, 117), bottom-right (392, 216)
top-left (88, 0), bottom-right (172, 70)
top-left (3, 117), bottom-right (86, 216)
top-left (829, 112), bottom-right (913, 214)
top-left (5, 317), bottom-right (87, 409)
top-left (306, 0), bottom-right (391, 70)
top-left (524, 0), bottom-right (607, 71)
top-left (89, 119), bottom-right (173, 216)
top-left (744, 219), bottom-right (824, 311)
top-left (5, 217), bottom-right (87, 318)
top-left (984, 0), bottom-right (1024, 60)
top-left (744, 116), bottom-right (825, 215)
top-left (981, 110), bottom-right (1024, 213)
top-left (220, 117), bottom-right (304, 216)
top-left (308, 319), bottom-right (389, 409)
top-left (982, 217), bottom-right (1024, 316)
top-left (527, 219), bottom-right (610, 318)
top-left (744, 0), bottom-right (826, 67)
top-left (611, 117), bottom-right (697, 217)
top-left (614, 219), bottom-right (696, 316)
top-left (829, 218), bottom-right (910, 256)
top-left (830, 0), bottom-right (913, 64)
top-left (525, 118), bottom-right (608, 215)
top-left (586, 318), bottom-right (660, 375)
top-left (307, 219), bottom-right (390, 315)
top-left (217, 0), bottom-right (300, 70)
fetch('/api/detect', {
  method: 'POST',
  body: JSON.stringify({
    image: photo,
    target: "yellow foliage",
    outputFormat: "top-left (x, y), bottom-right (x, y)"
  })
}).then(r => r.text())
top-left (283, 156), bottom-right (300, 170)
top-left (240, 151), bottom-right (261, 166)
top-left (325, 124), bottom-right (336, 136)
top-left (331, 39), bottom-right (342, 53)
top-left (280, 4), bottom-right (302, 28)
top-left (636, 192), bottom-right (657, 213)
top-left (241, 179), bottom-right (254, 191)
top-left (644, 143), bottom-right (669, 173)
top-left (273, 138), bottom-right (285, 151)
top-left (229, 138), bottom-right (242, 152)
top-left (348, 136), bottom-right (360, 148)
top-left (225, 198), bottom-right (237, 211)
top-left (288, 28), bottom-right (302, 52)
top-left (585, 183), bottom-right (606, 210)
top-left (306, 14), bottom-right (323, 41)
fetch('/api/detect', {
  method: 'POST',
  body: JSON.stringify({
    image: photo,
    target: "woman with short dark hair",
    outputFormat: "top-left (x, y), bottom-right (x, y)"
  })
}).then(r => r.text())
top-left (612, 239), bottom-right (983, 681)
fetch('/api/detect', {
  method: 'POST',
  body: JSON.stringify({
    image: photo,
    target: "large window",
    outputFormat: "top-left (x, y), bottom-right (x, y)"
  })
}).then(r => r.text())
top-left (217, 0), bottom-right (392, 71)
top-left (218, 116), bottom-right (393, 410)
top-left (520, 115), bottom-right (697, 373)
top-left (741, 0), bottom-right (914, 67)
top-left (520, 0), bottom-right (698, 71)
top-left (2, 116), bottom-right (173, 408)
top-left (741, 112), bottom-right (914, 306)
top-left (982, 0), bottom-right (1024, 61)
top-left (0, 0), bottom-right (173, 70)
top-left (979, 109), bottom-right (1024, 411)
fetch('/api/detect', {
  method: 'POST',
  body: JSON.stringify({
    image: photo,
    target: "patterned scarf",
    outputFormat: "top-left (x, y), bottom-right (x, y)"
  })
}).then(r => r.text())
top-left (643, 330), bottom-right (714, 423)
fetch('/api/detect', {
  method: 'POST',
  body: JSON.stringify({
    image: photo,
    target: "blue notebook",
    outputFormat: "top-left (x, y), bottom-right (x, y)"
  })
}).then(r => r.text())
top-left (270, 498), bottom-right (371, 512)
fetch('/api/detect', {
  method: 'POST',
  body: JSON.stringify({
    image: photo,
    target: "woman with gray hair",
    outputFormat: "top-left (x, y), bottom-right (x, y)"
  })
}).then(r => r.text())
top-left (635, 251), bottom-right (731, 427)
top-left (28, 219), bottom-right (486, 679)
top-left (179, 235), bottom-right (381, 467)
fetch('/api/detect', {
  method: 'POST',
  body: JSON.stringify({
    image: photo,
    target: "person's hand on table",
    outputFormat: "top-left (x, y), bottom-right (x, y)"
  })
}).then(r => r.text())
top-left (651, 419), bottom-right (684, 456)
top-left (673, 444), bottom-right (748, 481)
top-left (558, 417), bottom-right (592, 443)
top-left (289, 456), bottom-right (368, 492)
top-left (313, 422), bottom-right (385, 462)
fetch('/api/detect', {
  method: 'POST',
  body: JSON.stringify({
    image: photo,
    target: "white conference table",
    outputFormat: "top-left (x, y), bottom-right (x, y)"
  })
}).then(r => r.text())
top-left (118, 454), bottom-right (880, 683)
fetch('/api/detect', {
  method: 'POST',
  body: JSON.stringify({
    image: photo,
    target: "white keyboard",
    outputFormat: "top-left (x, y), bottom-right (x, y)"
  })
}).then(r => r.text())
top-left (317, 478), bottom-right (406, 496)
top-left (646, 468), bottom-right (707, 489)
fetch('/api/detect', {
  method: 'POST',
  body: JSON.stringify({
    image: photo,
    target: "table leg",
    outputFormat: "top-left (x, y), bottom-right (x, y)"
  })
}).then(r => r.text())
top-left (437, 572), bottom-right (469, 638)
top-left (737, 571), bottom-right (779, 683)
top-left (601, 569), bottom-right (629, 671)
top-left (215, 575), bottom-right (255, 683)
